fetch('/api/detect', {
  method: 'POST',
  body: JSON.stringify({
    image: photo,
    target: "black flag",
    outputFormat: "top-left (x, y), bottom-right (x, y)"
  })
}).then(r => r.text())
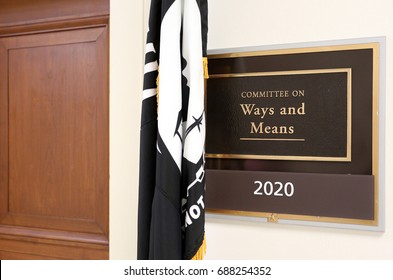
top-left (138, 0), bottom-right (208, 260)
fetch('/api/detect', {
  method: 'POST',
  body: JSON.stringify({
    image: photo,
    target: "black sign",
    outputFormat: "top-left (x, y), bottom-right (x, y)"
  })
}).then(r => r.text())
top-left (206, 170), bottom-right (374, 222)
top-left (206, 69), bottom-right (351, 161)
top-left (205, 41), bottom-right (380, 227)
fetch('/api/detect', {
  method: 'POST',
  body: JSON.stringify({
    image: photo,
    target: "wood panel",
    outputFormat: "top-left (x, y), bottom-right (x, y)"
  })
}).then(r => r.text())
top-left (0, 0), bottom-right (109, 28)
top-left (0, 225), bottom-right (108, 259)
top-left (0, 24), bottom-right (109, 259)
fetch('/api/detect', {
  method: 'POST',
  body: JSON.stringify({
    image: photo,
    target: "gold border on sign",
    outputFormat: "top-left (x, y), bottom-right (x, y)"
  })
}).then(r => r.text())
top-left (206, 42), bottom-right (380, 227)
top-left (206, 68), bottom-right (352, 162)
top-left (207, 209), bottom-right (378, 227)
top-left (208, 42), bottom-right (380, 59)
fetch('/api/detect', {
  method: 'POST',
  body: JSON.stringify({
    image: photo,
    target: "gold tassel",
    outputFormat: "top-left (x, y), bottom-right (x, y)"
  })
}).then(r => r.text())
top-left (191, 234), bottom-right (206, 260)
top-left (156, 68), bottom-right (159, 112)
top-left (202, 57), bottom-right (209, 79)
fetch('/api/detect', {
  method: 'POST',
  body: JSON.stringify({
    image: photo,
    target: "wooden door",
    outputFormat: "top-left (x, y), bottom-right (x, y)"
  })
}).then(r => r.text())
top-left (0, 0), bottom-right (109, 259)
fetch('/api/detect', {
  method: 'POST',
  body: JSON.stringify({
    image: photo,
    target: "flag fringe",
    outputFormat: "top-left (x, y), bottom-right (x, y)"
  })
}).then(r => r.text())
top-left (156, 68), bottom-right (160, 112)
top-left (191, 234), bottom-right (206, 260)
top-left (203, 57), bottom-right (209, 79)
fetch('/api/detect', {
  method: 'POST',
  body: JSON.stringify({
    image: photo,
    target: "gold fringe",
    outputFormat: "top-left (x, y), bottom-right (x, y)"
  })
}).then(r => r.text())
top-left (156, 68), bottom-right (159, 112)
top-left (191, 234), bottom-right (206, 260)
top-left (203, 57), bottom-right (209, 79)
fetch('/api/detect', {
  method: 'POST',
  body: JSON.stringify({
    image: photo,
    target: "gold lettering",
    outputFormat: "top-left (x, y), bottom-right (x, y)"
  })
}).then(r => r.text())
top-left (250, 122), bottom-right (295, 135)
top-left (280, 102), bottom-right (306, 116)
top-left (240, 90), bottom-right (298, 98)
top-left (240, 104), bottom-right (275, 118)
top-left (240, 104), bottom-right (255, 115)
top-left (250, 122), bottom-right (263, 133)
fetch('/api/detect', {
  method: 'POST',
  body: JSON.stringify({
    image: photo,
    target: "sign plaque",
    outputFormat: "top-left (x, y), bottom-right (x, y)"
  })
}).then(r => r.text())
top-left (206, 69), bottom-right (351, 161)
top-left (205, 39), bottom-right (383, 229)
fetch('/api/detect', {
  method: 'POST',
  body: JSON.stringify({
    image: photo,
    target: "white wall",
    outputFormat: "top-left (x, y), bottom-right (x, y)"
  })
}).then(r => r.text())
top-left (109, 0), bottom-right (144, 259)
top-left (109, 0), bottom-right (393, 259)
